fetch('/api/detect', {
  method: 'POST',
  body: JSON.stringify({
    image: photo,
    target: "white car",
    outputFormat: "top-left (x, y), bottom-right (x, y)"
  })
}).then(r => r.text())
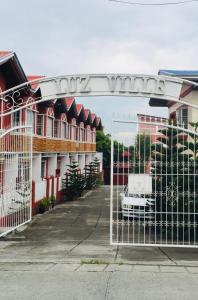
top-left (120, 174), bottom-right (155, 220)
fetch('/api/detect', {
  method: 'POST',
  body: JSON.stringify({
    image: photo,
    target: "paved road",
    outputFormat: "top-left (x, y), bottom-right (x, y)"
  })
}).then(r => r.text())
top-left (0, 186), bottom-right (198, 299)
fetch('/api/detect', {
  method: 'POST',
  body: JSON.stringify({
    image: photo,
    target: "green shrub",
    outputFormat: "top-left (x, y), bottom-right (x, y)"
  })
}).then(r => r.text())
top-left (62, 161), bottom-right (86, 199)
top-left (49, 194), bottom-right (56, 207)
top-left (84, 158), bottom-right (101, 189)
top-left (38, 197), bottom-right (50, 213)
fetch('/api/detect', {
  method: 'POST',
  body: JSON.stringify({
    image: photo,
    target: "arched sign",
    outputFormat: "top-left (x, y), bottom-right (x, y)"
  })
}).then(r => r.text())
top-left (40, 74), bottom-right (183, 102)
top-left (1, 73), bottom-right (198, 117)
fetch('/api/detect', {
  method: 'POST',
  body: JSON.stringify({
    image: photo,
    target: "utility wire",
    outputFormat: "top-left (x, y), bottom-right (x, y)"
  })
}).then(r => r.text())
top-left (109, 0), bottom-right (198, 6)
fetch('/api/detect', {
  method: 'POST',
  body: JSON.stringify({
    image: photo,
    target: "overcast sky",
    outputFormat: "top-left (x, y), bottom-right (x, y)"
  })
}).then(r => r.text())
top-left (1, 0), bottom-right (197, 134)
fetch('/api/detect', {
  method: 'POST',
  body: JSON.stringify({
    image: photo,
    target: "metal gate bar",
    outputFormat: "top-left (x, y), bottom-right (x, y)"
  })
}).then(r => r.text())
top-left (110, 116), bottom-right (198, 247)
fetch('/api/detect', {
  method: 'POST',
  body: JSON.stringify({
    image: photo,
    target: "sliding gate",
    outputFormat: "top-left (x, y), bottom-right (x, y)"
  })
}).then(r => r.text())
top-left (0, 125), bottom-right (32, 237)
top-left (110, 116), bottom-right (198, 247)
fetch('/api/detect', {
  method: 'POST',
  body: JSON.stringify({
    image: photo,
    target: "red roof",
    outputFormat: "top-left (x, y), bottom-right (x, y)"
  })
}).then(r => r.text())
top-left (96, 117), bottom-right (101, 126)
top-left (91, 113), bottom-right (96, 123)
top-left (27, 75), bottom-right (45, 90)
top-left (65, 97), bottom-right (75, 110)
top-left (27, 75), bottom-right (45, 81)
top-left (84, 109), bottom-right (91, 120)
top-left (0, 51), bottom-right (12, 58)
top-left (76, 104), bottom-right (83, 115)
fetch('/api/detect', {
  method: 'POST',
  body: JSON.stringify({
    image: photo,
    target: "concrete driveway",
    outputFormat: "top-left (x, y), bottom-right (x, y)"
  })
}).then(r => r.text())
top-left (0, 186), bottom-right (198, 299)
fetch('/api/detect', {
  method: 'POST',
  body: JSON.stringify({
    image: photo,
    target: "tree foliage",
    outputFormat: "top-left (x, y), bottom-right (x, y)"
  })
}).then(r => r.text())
top-left (96, 131), bottom-right (129, 167)
top-left (96, 131), bottom-right (111, 167)
top-left (135, 133), bottom-right (151, 173)
top-left (84, 157), bottom-right (101, 189)
top-left (63, 161), bottom-right (85, 198)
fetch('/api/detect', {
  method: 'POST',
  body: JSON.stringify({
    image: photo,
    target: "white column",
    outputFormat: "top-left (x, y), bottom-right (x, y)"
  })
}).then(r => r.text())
top-left (48, 155), bottom-right (57, 176)
top-left (70, 153), bottom-right (78, 164)
top-left (60, 155), bottom-right (70, 176)
top-left (78, 154), bottom-right (85, 172)
top-left (32, 154), bottom-right (41, 182)
top-left (85, 153), bottom-right (92, 166)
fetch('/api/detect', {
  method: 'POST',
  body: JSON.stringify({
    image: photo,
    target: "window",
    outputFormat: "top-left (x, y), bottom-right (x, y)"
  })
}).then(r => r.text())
top-left (76, 127), bottom-right (79, 141)
top-left (37, 115), bottom-right (43, 136)
top-left (68, 124), bottom-right (72, 140)
top-left (71, 125), bottom-right (76, 141)
top-left (12, 111), bottom-right (21, 127)
top-left (41, 159), bottom-right (46, 179)
top-left (26, 110), bottom-right (35, 134)
top-left (87, 128), bottom-right (91, 143)
top-left (47, 117), bottom-right (53, 137)
top-left (54, 120), bottom-right (59, 138)
top-left (61, 122), bottom-right (66, 139)
top-left (176, 107), bottom-right (188, 128)
top-left (80, 128), bottom-right (84, 142)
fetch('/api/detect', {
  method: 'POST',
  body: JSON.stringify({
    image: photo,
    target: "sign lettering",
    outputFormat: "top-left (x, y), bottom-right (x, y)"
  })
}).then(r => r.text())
top-left (39, 74), bottom-right (182, 102)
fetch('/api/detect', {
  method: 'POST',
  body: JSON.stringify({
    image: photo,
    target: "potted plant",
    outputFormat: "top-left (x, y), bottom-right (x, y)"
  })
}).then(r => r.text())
top-left (38, 197), bottom-right (50, 214)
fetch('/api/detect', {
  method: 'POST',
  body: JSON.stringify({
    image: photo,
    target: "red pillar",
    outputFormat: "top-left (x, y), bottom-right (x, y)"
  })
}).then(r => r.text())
top-left (51, 175), bottom-right (54, 196)
top-left (46, 177), bottom-right (50, 198)
top-left (32, 180), bottom-right (36, 215)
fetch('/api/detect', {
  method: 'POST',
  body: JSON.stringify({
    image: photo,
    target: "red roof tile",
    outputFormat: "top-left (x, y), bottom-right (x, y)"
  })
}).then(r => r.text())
top-left (96, 117), bottom-right (101, 126)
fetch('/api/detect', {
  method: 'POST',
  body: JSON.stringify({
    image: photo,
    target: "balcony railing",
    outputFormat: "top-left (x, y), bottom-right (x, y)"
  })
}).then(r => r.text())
top-left (12, 117), bottom-right (96, 144)
top-left (36, 121), bottom-right (96, 144)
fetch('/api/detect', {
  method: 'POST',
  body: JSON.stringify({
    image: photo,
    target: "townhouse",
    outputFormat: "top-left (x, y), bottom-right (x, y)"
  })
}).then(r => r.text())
top-left (0, 51), bottom-right (103, 215)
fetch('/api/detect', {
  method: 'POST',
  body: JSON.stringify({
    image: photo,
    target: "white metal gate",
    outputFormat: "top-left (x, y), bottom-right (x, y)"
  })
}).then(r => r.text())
top-left (110, 116), bottom-right (198, 247)
top-left (0, 125), bottom-right (32, 237)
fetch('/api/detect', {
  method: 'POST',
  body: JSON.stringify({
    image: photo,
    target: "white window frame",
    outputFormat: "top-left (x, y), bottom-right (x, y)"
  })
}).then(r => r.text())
top-left (176, 106), bottom-right (188, 128)
top-left (12, 110), bottom-right (21, 127)
top-left (54, 119), bottom-right (60, 138)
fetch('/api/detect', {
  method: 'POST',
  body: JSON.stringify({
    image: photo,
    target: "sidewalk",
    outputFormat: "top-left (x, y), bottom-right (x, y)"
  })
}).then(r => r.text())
top-left (0, 262), bottom-right (198, 300)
